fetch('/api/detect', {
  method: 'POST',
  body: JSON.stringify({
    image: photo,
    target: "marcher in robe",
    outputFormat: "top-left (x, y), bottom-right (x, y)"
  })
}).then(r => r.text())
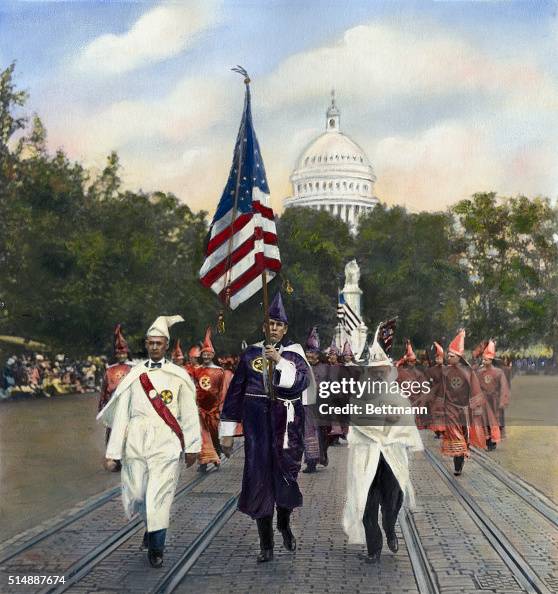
top-left (396, 340), bottom-right (430, 429)
top-left (424, 341), bottom-right (445, 438)
top-left (302, 327), bottom-right (329, 473)
top-left (440, 329), bottom-right (487, 476)
top-left (98, 325), bottom-right (133, 461)
top-left (343, 325), bottom-right (423, 563)
top-left (98, 315), bottom-right (201, 568)
top-left (193, 328), bottom-right (225, 472)
top-left (475, 340), bottom-right (509, 450)
top-left (327, 340), bottom-right (346, 445)
top-left (219, 292), bottom-right (314, 563)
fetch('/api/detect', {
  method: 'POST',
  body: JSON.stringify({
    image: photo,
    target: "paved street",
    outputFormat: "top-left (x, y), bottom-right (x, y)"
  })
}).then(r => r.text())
top-left (1, 375), bottom-right (557, 593)
top-left (2, 430), bottom-right (558, 594)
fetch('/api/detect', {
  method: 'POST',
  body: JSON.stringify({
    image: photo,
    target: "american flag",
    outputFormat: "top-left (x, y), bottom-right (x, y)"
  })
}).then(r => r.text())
top-left (199, 78), bottom-right (281, 309)
top-left (337, 292), bottom-right (362, 336)
top-left (377, 317), bottom-right (397, 356)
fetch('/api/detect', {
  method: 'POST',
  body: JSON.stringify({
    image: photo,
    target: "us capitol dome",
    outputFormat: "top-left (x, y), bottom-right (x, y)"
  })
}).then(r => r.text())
top-left (284, 92), bottom-right (378, 232)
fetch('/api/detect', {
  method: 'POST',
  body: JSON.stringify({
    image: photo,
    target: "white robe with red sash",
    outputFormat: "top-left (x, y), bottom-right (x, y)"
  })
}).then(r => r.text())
top-left (97, 360), bottom-right (201, 531)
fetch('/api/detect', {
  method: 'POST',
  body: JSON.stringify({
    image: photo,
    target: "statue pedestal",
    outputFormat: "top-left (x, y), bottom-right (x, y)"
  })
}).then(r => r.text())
top-left (336, 260), bottom-right (368, 360)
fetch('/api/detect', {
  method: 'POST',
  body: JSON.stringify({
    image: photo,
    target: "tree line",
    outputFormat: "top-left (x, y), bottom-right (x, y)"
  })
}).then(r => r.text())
top-left (1, 64), bottom-right (556, 359)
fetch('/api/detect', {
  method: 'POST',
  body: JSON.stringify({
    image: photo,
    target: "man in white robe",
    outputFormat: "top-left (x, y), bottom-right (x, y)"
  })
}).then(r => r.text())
top-left (97, 315), bottom-right (201, 568)
top-left (342, 327), bottom-right (423, 563)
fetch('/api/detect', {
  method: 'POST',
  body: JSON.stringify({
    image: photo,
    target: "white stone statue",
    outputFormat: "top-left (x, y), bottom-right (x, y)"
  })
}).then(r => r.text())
top-left (335, 259), bottom-right (368, 360)
top-left (344, 260), bottom-right (360, 288)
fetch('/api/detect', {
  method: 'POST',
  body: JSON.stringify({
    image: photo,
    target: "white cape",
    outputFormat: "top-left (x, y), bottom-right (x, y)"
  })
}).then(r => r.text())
top-left (342, 369), bottom-right (424, 544)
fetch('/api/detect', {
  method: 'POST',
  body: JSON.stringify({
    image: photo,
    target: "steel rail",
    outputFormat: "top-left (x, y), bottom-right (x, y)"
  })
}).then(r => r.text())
top-left (424, 447), bottom-right (552, 594)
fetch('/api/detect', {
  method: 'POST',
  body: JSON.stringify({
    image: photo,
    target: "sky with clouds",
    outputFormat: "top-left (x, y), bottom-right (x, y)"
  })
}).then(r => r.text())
top-left (1, 0), bottom-right (557, 214)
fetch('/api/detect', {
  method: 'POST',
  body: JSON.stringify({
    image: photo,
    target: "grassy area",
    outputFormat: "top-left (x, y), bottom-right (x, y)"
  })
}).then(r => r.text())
top-left (491, 375), bottom-right (558, 501)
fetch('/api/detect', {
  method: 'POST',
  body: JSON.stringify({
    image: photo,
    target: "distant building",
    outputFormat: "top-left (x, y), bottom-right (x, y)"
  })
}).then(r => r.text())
top-left (284, 92), bottom-right (378, 232)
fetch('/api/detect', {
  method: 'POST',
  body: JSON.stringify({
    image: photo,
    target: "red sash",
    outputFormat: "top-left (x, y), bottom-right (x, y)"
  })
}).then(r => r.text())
top-left (139, 372), bottom-right (185, 451)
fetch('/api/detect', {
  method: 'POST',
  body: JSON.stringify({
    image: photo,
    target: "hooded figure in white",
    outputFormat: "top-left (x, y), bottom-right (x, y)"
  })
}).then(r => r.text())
top-left (342, 325), bottom-right (423, 562)
top-left (97, 315), bottom-right (201, 567)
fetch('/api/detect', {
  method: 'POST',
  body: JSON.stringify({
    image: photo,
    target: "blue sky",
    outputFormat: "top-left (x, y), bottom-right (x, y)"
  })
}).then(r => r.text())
top-left (1, 0), bottom-right (557, 212)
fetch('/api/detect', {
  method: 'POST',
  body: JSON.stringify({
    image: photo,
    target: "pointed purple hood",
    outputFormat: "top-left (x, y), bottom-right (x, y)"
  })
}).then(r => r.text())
top-left (269, 291), bottom-right (288, 324)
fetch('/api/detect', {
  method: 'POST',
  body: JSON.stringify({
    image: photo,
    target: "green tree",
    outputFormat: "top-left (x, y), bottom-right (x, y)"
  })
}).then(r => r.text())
top-left (452, 192), bottom-right (558, 354)
top-left (355, 204), bottom-right (465, 354)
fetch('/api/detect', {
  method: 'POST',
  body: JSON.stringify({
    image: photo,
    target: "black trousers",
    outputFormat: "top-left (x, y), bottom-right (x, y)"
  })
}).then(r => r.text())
top-left (362, 453), bottom-right (403, 555)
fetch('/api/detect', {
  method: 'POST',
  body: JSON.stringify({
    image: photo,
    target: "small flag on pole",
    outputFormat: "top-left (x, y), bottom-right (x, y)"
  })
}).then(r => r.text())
top-left (377, 317), bottom-right (397, 356)
top-left (199, 69), bottom-right (281, 309)
top-left (337, 291), bottom-right (362, 336)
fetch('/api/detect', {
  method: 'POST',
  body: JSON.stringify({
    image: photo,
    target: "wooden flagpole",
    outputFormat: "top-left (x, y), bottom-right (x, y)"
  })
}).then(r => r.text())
top-left (262, 270), bottom-right (275, 400)
top-left (230, 67), bottom-right (275, 400)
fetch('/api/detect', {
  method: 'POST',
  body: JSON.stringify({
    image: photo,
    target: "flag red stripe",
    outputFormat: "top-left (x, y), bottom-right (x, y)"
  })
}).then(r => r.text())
top-left (218, 255), bottom-right (282, 301)
top-left (252, 200), bottom-right (274, 220)
top-left (207, 213), bottom-right (252, 255)
top-left (200, 230), bottom-right (278, 288)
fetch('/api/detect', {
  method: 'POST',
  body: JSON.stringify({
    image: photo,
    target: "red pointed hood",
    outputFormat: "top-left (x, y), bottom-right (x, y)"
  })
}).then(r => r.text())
top-left (172, 339), bottom-right (184, 361)
top-left (201, 327), bottom-right (215, 354)
top-left (448, 329), bottom-right (466, 357)
top-left (404, 340), bottom-right (416, 362)
top-left (433, 341), bottom-right (444, 358)
top-left (113, 324), bottom-right (129, 355)
top-left (482, 339), bottom-right (496, 360)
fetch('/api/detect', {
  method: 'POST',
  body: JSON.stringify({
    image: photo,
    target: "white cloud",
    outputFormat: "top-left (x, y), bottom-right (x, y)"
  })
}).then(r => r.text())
top-left (48, 76), bottom-right (232, 158)
top-left (46, 17), bottom-right (557, 214)
top-left (374, 122), bottom-right (503, 211)
top-left (74, 1), bottom-right (222, 75)
top-left (259, 22), bottom-right (558, 112)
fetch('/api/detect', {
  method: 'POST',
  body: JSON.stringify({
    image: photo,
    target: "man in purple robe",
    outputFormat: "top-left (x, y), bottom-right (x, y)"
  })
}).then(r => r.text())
top-left (219, 292), bottom-right (314, 563)
top-left (303, 327), bottom-right (329, 473)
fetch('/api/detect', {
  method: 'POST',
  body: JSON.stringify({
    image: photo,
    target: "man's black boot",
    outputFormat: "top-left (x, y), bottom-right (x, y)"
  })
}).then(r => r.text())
top-left (276, 506), bottom-right (296, 551)
top-left (453, 455), bottom-right (465, 476)
top-left (256, 517), bottom-right (274, 562)
top-left (386, 531), bottom-right (399, 553)
top-left (147, 529), bottom-right (166, 568)
top-left (302, 460), bottom-right (317, 473)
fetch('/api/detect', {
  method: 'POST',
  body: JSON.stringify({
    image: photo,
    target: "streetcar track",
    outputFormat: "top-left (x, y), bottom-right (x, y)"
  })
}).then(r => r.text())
top-left (399, 508), bottom-right (440, 594)
top-left (151, 491), bottom-right (240, 594)
top-left (424, 447), bottom-right (552, 594)
top-left (0, 486), bottom-right (121, 565)
top-left (470, 446), bottom-right (558, 528)
top-left (40, 445), bottom-right (242, 594)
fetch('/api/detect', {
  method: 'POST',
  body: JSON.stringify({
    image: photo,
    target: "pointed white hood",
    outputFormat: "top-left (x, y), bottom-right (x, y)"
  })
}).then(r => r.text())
top-left (367, 323), bottom-right (392, 367)
top-left (146, 315), bottom-right (184, 339)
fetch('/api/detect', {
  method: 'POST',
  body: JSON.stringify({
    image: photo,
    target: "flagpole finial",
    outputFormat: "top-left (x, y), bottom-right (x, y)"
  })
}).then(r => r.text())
top-left (231, 65), bottom-right (250, 85)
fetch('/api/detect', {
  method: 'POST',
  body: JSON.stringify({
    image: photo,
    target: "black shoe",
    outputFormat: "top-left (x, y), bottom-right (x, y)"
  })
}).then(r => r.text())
top-left (280, 527), bottom-right (297, 551)
top-left (302, 462), bottom-right (317, 473)
top-left (386, 532), bottom-right (399, 553)
top-left (276, 507), bottom-right (296, 551)
top-left (453, 455), bottom-right (465, 476)
top-left (140, 531), bottom-right (148, 550)
top-left (197, 464), bottom-right (208, 473)
top-left (256, 516), bottom-right (274, 562)
top-left (256, 548), bottom-right (273, 563)
top-left (148, 550), bottom-right (164, 568)
top-left (358, 551), bottom-right (381, 564)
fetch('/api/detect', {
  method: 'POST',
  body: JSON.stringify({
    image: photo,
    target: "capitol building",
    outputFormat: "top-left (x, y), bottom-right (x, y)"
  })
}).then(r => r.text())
top-left (284, 93), bottom-right (379, 232)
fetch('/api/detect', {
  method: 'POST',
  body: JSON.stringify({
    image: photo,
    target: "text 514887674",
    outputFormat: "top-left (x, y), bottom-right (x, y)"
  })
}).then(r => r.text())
top-left (8, 575), bottom-right (66, 585)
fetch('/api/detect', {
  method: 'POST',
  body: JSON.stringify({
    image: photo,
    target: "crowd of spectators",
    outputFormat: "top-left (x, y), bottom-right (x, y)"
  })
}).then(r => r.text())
top-left (0, 353), bottom-right (106, 400)
top-left (0, 349), bottom-right (555, 402)
top-left (512, 356), bottom-right (557, 375)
